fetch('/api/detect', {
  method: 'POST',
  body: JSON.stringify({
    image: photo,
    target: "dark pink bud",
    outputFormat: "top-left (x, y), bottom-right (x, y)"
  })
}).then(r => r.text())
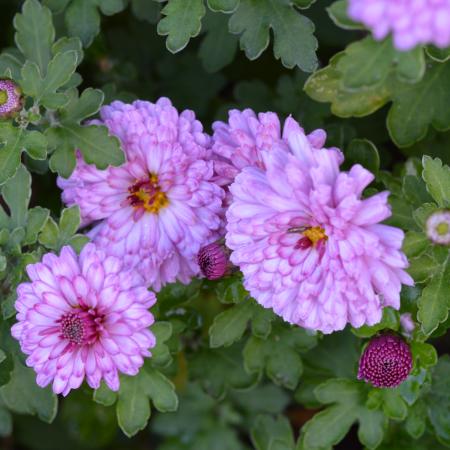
top-left (357, 333), bottom-right (412, 388)
top-left (197, 242), bottom-right (230, 280)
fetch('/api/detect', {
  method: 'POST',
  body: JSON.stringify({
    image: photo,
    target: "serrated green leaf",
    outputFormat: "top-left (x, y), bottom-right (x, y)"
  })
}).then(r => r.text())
top-left (381, 389), bottom-right (408, 420)
top-left (402, 175), bottom-right (434, 208)
top-left (229, 0), bottom-right (318, 71)
top-left (0, 358), bottom-right (57, 423)
top-left (346, 138), bottom-right (379, 174)
top-left (158, 0), bottom-right (206, 53)
top-left (0, 49), bottom-right (25, 80)
top-left (2, 164), bottom-right (31, 230)
top-left (408, 253), bottom-right (442, 284)
top-left (52, 37), bottom-right (84, 64)
top-left (327, 0), bottom-right (363, 30)
top-left (417, 257), bottom-right (450, 335)
top-left (0, 124), bottom-right (48, 185)
top-left (402, 232), bottom-right (430, 258)
top-left (14, 0), bottom-right (54, 75)
top-left (422, 156), bottom-right (450, 207)
top-left (23, 207), bottom-right (50, 246)
top-left (65, 0), bottom-right (101, 47)
top-left (199, 11), bottom-right (238, 73)
top-left (387, 61), bottom-right (450, 147)
top-left (251, 414), bottom-right (295, 450)
top-left (207, 0), bottom-right (239, 12)
top-left (144, 366), bottom-right (178, 412)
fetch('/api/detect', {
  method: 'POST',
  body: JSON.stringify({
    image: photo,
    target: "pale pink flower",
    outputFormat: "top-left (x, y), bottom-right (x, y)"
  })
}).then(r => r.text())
top-left (226, 117), bottom-right (413, 333)
top-left (11, 244), bottom-right (156, 396)
top-left (426, 210), bottom-right (450, 245)
top-left (58, 98), bottom-right (224, 290)
top-left (348, 0), bottom-right (450, 51)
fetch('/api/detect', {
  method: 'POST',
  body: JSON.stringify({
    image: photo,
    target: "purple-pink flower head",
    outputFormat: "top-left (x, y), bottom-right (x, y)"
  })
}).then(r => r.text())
top-left (358, 333), bottom-right (413, 388)
top-left (212, 109), bottom-right (326, 188)
top-left (0, 78), bottom-right (22, 118)
top-left (348, 0), bottom-right (450, 51)
top-left (426, 210), bottom-right (450, 245)
top-left (11, 244), bottom-right (156, 396)
top-left (197, 242), bottom-right (230, 280)
top-left (58, 98), bottom-right (225, 290)
top-left (225, 117), bottom-right (413, 334)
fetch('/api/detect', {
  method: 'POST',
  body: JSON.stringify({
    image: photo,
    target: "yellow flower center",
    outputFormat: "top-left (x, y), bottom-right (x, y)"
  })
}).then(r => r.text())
top-left (0, 90), bottom-right (7, 106)
top-left (127, 174), bottom-right (169, 214)
top-left (436, 222), bottom-right (449, 236)
top-left (302, 226), bottom-right (327, 247)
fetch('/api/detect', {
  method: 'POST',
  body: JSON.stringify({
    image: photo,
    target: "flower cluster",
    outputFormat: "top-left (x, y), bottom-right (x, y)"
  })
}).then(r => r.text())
top-left (13, 98), bottom-right (414, 395)
top-left (348, 0), bottom-right (450, 51)
top-left (0, 78), bottom-right (22, 118)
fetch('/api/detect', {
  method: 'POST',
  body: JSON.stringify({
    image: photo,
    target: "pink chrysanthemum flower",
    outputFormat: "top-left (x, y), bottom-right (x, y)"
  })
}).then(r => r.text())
top-left (0, 78), bottom-right (22, 118)
top-left (226, 117), bottom-right (413, 333)
top-left (58, 98), bottom-right (224, 290)
top-left (348, 0), bottom-right (450, 51)
top-left (358, 333), bottom-right (412, 388)
top-left (11, 244), bottom-right (156, 396)
top-left (212, 109), bottom-right (326, 188)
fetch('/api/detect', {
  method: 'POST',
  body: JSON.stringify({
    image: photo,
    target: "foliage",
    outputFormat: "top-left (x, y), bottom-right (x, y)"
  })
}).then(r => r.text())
top-left (0, 0), bottom-right (449, 449)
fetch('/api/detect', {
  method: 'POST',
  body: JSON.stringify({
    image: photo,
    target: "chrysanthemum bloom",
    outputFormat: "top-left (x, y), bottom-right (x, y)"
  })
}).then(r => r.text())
top-left (58, 98), bottom-right (224, 290)
top-left (226, 117), bottom-right (413, 333)
top-left (212, 109), bottom-right (326, 188)
top-left (197, 242), bottom-right (231, 280)
top-left (348, 0), bottom-right (450, 51)
top-left (11, 244), bottom-right (156, 396)
top-left (400, 312), bottom-right (415, 334)
top-left (426, 210), bottom-right (450, 245)
top-left (0, 78), bottom-right (22, 118)
top-left (357, 334), bottom-right (412, 388)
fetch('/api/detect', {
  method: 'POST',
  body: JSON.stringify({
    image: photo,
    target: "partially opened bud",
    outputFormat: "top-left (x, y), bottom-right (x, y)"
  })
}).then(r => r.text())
top-left (0, 78), bottom-right (22, 118)
top-left (197, 242), bottom-right (230, 280)
top-left (357, 333), bottom-right (412, 388)
top-left (426, 210), bottom-right (450, 245)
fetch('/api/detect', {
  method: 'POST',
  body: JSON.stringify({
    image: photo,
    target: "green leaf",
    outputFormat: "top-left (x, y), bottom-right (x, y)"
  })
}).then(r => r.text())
top-left (93, 382), bottom-right (118, 407)
top-left (305, 53), bottom-right (393, 118)
top-left (131, 0), bottom-right (162, 23)
top-left (190, 343), bottom-right (258, 398)
top-left (336, 37), bottom-right (425, 89)
top-left (352, 308), bottom-right (399, 338)
top-left (199, 11), bottom-right (238, 73)
top-left (402, 175), bottom-right (434, 208)
top-left (417, 256), bottom-right (450, 335)
top-left (387, 61), bottom-right (450, 147)
top-left (299, 379), bottom-right (387, 450)
top-left (427, 356), bottom-right (450, 446)
top-left (116, 366), bottom-right (178, 437)
top-left (244, 325), bottom-right (317, 390)
top-left (0, 397), bottom-right (12, 437)
top-left (21, 51), bottom-right (78, 108)
top-left (402, 232), bottom-right (430, 258)
top-left (209, 300), bottom-right (254, 348)
top-left (229, 0), bottom-right (318, 72)
top-left (2, 164), bottom-right (31, 229)
top-left (346, 138), bottom-right (380, 174)
top-left (411, 341), bottom-right (438, 368)
top-left (0, 124), bottom-right (47, 185)
top-left (426, 46), bottom-right (450, 63)
top-left (65, 0), bottom-right (101, 47)
top-left (207, 0), bottom-right (239, 13)
top-left (23, 207), bottom-right (50, 246)
top-left (0, 358), bottom-right (57, 423)
top-left (14, 0), bottom-right (54, 75)
top-left (408, 253), bottom-right (442, 283)
top-left (422, 156), bottom-right (450, 207)
top-left (98, 0), bottom-right (127, 15)
top-left (158, 0), bottom-right (206, 53)
top-left (381, 388), bottom-right (408, 420)
top-left (327, 0), bottom-right (363, 30)
top-left (251, 414), bottom-right (295, 450)
top-left (214, 276), bottom-right (248, 304)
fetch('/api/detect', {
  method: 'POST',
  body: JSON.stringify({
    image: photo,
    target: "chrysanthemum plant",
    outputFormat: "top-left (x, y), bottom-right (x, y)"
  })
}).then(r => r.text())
top-left (0, 0), bottom-right (449, 449)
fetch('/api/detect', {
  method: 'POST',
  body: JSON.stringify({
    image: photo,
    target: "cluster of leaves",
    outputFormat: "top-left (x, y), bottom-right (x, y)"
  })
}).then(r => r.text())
top-left (0, 0), bottom-right (450, 450)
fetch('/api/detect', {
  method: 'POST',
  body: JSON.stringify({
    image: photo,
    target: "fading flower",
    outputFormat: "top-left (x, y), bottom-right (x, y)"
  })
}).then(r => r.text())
top-left (58, 99), bottom-right (224, 290)
top-left (0, 78), bottom-right (22, 118)
top-left (358, 333), bottom-right (412, 388)
top-left (426, 210), bottom-right (450, 245)
top-left (12, 244), bottom-right (156, 396)
top-left (226, 116), bottom-right (413, 333)
top-left (348, 0), bottom-right (450, 51)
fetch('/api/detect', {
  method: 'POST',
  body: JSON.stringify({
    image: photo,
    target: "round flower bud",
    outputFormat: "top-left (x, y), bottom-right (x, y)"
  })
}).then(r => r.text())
top-left (357, 333), bottom-right (412, 388)
top-left (426, 210), bottom-right (450, 245)
top-left (0, 79), bottom-right (22, 118)
top-left (197, 242), bottom-right (230, 280)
